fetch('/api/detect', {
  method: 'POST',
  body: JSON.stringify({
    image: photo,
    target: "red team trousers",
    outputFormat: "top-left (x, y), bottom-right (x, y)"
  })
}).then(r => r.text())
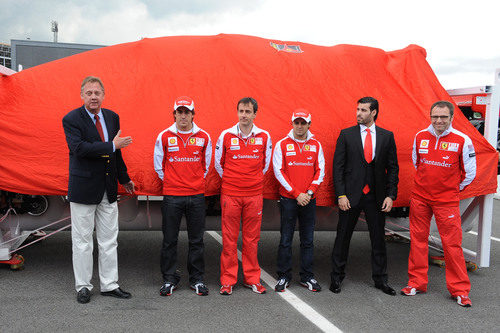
top-left (408, 197), bottom-right (471, 296)
top-left (220, 194), bottom-right (263, 285)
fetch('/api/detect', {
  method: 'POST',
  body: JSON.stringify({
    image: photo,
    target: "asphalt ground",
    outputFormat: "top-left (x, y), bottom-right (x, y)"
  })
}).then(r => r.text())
top-left (1, 202), bottom-right (499, 332)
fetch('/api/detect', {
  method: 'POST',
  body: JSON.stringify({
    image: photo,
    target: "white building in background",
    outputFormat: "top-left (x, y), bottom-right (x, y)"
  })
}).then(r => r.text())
top-left (0, 43), bottom-right (11, 69)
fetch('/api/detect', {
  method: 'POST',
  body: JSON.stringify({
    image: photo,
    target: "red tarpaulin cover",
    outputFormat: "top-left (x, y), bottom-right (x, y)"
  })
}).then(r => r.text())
top-left (0, 34), bottom-right (497, 206)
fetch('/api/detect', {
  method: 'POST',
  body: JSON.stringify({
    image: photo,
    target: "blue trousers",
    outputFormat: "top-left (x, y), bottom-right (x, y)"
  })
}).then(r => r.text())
top-left (276, 196), bottom-right (316, 281)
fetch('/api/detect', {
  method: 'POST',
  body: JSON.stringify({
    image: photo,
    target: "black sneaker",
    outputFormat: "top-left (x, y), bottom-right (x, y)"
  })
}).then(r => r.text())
top-left (190, 282), bottom-right (209, 296)
top-left (160, 282), bottom-right (176, 296)
top-left (275, 278), bottom-right (290, 292)
top-left (300, 278), bottom-right (322, 292)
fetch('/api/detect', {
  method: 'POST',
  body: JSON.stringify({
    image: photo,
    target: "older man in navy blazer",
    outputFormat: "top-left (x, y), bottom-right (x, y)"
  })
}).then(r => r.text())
top-left (62, 76), bottom-right (135, 304)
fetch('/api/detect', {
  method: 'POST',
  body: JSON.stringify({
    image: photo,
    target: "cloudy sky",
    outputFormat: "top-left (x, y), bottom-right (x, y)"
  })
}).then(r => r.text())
top-left (1, 0), bottom-right (499, 89)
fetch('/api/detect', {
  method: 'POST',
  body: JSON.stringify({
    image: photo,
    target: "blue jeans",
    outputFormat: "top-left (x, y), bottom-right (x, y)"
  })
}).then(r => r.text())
top-left (276, 196), bottom-right (316, 281)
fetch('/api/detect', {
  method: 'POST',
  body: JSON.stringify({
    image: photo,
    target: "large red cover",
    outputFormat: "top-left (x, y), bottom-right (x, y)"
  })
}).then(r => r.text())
top-left (0, 34), bottom-right (497, 206)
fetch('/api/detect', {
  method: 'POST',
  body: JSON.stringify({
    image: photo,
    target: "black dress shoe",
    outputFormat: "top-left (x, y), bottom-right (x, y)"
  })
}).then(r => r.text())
top-left (77, 287), bottom-right (91, 304)
top-left (329, 281), bottom-right (341, 294)
top-left (375, 283), bottom-right (396, 296)
top-left (101, 287), bottom-right (131, 299)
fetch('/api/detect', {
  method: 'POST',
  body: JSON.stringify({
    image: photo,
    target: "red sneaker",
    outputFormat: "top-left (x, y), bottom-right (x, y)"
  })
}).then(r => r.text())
top-left (400, 286), bottom-right (424, 296)
top-left (243, 282), bottom-right (267, 294)
top-left (456, 295), bottom-right (472, 307)
top-left (219, 285), bottom-right (233, 295)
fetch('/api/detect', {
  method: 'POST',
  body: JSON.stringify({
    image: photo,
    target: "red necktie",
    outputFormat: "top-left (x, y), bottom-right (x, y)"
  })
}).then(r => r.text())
top-left (363, 128), bottom-right (372, 194)
top-left (94, 114), bottom-right (105, 142)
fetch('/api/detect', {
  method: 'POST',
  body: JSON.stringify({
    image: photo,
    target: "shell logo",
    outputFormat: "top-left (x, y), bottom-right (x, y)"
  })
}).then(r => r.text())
top-left (168, 137), bottom-right (178, 146)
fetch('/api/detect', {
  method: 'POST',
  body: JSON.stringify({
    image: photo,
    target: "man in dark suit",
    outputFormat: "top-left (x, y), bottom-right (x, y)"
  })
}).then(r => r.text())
top-left (62, 76), bottom-right (135, 304)
top-left (330, 96), bottom-right (399, 295)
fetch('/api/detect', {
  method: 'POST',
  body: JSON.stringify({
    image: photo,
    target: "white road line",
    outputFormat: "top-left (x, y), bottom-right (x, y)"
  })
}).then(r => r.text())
top-left (207, 231), bottom-right (342, 333)
top-left (467, 231), bottom-right (500, 242)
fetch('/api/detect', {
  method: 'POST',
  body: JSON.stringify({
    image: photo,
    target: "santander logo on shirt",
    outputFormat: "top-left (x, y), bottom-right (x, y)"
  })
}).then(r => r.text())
top-left (288, 161), bottom-right (314, 167)
top-left (420, 158), bottom-right (451, 168)
top-left (232, 154), bottom-right (260, 160)
top-left (169, 156), bottom-right (201, 163)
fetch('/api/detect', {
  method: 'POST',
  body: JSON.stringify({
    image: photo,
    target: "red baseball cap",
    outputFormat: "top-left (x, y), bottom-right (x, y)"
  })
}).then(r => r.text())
top-left (174, 96), bottom-right (195, 111)
top-left (291, 109), bottom-right (311, 123)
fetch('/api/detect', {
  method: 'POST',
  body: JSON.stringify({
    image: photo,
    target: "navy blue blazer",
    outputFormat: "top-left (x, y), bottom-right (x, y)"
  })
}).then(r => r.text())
top-left (333, 125), bottom-right (399, 207)
top-left (62, 106), bottom-right (130, 204)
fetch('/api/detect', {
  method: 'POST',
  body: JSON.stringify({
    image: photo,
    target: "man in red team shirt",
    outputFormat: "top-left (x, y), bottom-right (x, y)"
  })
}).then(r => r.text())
top-left (215, 97), bottom-right (272, 295)
top-left (401, 100), bottom-right (476, 307)
top-left (273, 109), bottom-right (325, 292)
top-left (154, 96), bottom-right (212, 296)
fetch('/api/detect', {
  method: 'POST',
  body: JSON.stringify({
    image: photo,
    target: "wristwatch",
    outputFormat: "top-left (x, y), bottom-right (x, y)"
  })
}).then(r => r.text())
top-left (307, 190), bottom-right (314, 196)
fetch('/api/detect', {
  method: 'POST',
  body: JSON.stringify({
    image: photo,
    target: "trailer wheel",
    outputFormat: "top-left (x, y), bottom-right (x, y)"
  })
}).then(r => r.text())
top-left (430, 256), bottom-right (446, 268)
top-left (27, 196), bottom-right (49, 216)
top-left (9, 254), bottom-right (25, 270)
top-left (466, 261), bottom-right (478, 272)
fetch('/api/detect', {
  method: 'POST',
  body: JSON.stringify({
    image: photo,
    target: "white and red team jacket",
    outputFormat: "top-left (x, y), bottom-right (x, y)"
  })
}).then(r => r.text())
top-left (215, 123), bottom-right (272, 197)
top-left (412, 124), bottom-right (476, 205)
top-left (273, 130), bottom-right (325, 199)
top-left (154, 122), bottom-right (212, 196)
